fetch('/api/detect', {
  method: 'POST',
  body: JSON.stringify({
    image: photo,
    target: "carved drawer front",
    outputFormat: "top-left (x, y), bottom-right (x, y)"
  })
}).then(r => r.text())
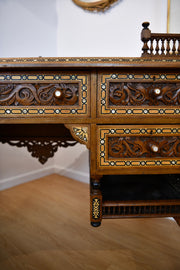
top-left (0, 72), bottom-right (90, 118)
top-left (98, 72), bottom-right (180, 122)
top-left (97, 125), bottom-right (180, 174)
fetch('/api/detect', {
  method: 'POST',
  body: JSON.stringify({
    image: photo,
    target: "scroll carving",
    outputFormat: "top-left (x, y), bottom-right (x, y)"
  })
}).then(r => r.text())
top-left (109, 82), bottom-right (180, 106)
top-left (0, 83), bottom-right (79, 106)
top-left (108, 136), bottom-right (180, 158)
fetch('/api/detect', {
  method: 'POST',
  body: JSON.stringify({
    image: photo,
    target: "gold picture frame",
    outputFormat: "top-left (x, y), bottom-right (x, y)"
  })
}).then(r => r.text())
top-left (72, 0), bottom-right (118, 12)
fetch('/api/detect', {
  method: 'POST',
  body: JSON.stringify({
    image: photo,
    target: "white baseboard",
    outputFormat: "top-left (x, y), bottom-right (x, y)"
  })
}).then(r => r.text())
top-left (0, 165), bottom-right (89, 191)
top-left (0, 166), bottom-right (55, 191)
top-left (54, 165), bottom-right (89, 184)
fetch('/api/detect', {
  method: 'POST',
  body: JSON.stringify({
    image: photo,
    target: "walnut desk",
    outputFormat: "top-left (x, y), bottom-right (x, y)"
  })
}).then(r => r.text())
top-left (0, 56), bottom-right (180, 227)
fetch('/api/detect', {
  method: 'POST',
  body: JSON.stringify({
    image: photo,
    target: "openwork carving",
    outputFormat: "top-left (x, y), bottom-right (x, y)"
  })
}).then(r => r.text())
top-left (72, 0), bottom-right (118, 12)
top-left (102, 204), bottom-right (180, 216)
top-left (109, 82), bottom-right (180, 106)
top-left (1, 138), bottom-right (77, 164)
top-left (108, 136), bottom-right (180, 158)
top-left (0, 83), bottom-right (79, 106)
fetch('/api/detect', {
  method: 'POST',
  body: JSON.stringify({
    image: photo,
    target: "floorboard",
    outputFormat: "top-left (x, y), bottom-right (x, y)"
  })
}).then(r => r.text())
top-left (0, 174), bottom-right (180, 270)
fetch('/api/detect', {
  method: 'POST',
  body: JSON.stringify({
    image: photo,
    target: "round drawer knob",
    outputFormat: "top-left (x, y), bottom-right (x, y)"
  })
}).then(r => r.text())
top-left (151, 145), bottom-right (159, 153)
top-left (54, 90), bottom-right (62, 99)
top-left (154, 88), bottom-right (161, 95)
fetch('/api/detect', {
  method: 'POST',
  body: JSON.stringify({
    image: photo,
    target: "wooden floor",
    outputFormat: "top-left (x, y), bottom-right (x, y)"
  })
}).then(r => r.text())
top-left (0, 174), bottom-right (180, 270)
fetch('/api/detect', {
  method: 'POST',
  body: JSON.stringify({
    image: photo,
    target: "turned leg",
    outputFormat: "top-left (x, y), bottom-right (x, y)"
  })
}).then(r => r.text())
top-left (90, 177), bottom-right (102, 227)
top-left (174, 217), bottom-right (180, 226)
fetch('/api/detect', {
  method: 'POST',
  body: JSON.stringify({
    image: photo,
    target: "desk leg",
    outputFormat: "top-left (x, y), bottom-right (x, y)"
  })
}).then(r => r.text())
top-left (90, 178), bottom-right (102, 227)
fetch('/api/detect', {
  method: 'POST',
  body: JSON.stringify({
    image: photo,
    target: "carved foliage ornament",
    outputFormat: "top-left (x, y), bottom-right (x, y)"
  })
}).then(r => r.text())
top-left (72, 0), bottom-right (118, 12)
top-left (108, 136), bottom-right (180, 159)
top-left (109, 82), bottom-right (180, 106)
top-left (0, 83), bottom-right (79, 106)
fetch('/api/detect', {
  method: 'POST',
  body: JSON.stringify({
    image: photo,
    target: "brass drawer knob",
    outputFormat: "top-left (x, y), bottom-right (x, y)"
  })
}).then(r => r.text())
top-left (151, 144), bottom-right (159, 153)
top-left (54, 90), bottom-right (62, 99)
top-left (154, 88), bottom-right (161, 95)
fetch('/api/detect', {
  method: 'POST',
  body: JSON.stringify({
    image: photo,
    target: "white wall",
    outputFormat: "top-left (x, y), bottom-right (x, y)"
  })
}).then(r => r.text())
top-left (57, 0), bottom-right (167, 57)
top-left (0, 0), bottom-right (57, 57)
top-left (0, 0), bottom-right (169, 190)
top-left (169, 0), bottom-right (180, 32)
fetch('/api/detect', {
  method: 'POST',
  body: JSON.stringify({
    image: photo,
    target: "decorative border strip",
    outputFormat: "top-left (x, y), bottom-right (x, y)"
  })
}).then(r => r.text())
top-left (0, 74), bottom-right (89, 116)
top-left (92, 198), bottom-right (101, 219)
top-left (97, 126), bottom-right (180, 168)
top-left (99, 73), bottom-right (180, 116)
top-left (0, 57), bottom-right (180, 64)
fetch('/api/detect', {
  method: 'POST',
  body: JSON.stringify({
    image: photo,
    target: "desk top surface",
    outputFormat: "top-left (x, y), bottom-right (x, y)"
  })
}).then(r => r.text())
top-left (0, 57), bottom-right (180, 69)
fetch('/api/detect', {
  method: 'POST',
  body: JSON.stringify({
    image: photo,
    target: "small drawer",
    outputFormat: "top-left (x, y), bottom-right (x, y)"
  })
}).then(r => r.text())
top-left (98, 72), bottom-right (180, 123)
top-left (0, 71), bottom-right (90, 118)
top-left (97, 125), bottom-right (180, 174)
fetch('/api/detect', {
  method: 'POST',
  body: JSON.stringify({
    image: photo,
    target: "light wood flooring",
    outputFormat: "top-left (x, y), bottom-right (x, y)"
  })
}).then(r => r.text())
top-left (0, 174), bottom-right (180, 270)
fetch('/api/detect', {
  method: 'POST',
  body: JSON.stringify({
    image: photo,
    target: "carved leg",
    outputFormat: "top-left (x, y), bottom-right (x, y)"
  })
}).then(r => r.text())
top-left (174, 217), bottom-right (180, 226)
top-left (90, 177), bottom-right (102, 227)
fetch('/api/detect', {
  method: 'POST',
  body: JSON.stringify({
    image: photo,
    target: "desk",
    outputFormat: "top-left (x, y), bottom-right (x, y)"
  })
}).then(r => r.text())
top-left (0, 56), bottom-right (180, 227)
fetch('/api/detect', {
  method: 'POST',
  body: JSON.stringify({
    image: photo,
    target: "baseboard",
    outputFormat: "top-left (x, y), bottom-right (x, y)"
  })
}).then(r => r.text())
top-left (54, 165), bottom-right (89, 184)
top-left (0, 166), bottom-right (55, 191)
top-left (0, 165), bottom-right (89, 191)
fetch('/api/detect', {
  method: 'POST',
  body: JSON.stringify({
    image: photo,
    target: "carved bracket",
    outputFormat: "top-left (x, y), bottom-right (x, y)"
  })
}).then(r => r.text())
top-left (65, 124), bottom-right (90, 149)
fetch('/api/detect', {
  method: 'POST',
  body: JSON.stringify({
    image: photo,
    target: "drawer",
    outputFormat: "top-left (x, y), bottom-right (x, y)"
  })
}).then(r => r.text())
top-left (97, 125), bottom-right (180, 174)
top-left (0, 71), bottom-right (90, 118)
top-left (98, 72), bottom-right (180, 123)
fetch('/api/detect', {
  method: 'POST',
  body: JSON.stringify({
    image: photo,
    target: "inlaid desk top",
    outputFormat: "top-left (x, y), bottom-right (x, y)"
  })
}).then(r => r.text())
top-left (0, 56), bottom-right (180, 67)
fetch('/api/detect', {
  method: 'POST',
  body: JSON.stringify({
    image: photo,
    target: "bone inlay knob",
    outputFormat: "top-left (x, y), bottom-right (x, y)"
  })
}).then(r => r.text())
top-left (54, 90), bottom-right (62, 98)
top-left (154, 88), bottom-right (161, 95)
top-left (151, 145), bottom-right (159, 152)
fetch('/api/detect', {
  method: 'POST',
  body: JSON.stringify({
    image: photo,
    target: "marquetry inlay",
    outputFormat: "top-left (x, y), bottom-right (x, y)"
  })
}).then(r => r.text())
top-left (92, 198), bottom-right (101, 219)
top-left (97, 126), bottom-right (180, 168)
top-left (0, 73), bottom-right (89, 117)
top-left (0, 57), bottom-right (180, 64)
top-left (98, 73), bottom-right (180, 116)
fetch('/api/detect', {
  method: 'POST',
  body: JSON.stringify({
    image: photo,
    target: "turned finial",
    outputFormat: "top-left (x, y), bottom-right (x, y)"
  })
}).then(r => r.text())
top-left (142, 22), bottom-right (150, 29)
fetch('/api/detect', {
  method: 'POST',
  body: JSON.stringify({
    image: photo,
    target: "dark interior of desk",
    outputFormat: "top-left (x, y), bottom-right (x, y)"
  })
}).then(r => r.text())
top-left (101, 174), bottom-right (180, 201)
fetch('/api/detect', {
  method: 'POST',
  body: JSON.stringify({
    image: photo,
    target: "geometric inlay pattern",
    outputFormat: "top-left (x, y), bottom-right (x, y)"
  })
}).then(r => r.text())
top-left (97, 125), bottom-right (180, 168)
top-left (0, 73), bottom-right (89, 117)
top-left (0, 57), bottom-right (180, 64)
top-left (98, 73), bottom-right (180, 116)
top-left (92, 197), bottom-right (101, 219)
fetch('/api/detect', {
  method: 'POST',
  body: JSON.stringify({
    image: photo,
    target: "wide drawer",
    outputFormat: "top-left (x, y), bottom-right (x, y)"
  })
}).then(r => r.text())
top-left (98, 71), bottom-right (180, 123)
top-left (97, 125), bottom-right (180, 174)
top-left (0, 71), bottom-right (90, 118)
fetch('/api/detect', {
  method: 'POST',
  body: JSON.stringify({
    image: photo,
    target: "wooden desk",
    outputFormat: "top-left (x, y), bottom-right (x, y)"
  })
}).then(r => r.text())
top-left (0, 56), bottom-right (180, 227)
top-left (0, 23), bottom-right (180, 227)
